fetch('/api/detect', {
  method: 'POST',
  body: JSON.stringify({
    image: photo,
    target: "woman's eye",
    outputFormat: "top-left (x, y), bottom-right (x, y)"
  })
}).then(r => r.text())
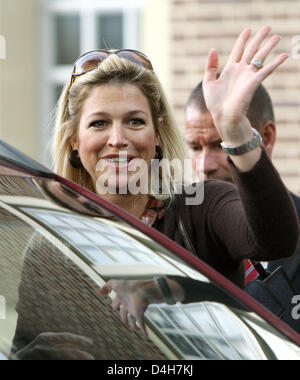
top-left (190, 146), bottom-right (202, 152)
top-left (129, 118), bottom-right (145, 127)
top-left (90, 120), bottom-right (106, 128)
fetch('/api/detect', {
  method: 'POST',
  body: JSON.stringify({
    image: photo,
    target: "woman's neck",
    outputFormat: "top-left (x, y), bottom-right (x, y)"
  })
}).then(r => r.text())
top-left (99, 193), bottom-right (150, 219)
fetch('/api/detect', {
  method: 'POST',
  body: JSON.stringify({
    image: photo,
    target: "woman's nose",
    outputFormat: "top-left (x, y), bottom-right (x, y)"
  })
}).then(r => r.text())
top-left (107, 124), bottom-right (129, 149)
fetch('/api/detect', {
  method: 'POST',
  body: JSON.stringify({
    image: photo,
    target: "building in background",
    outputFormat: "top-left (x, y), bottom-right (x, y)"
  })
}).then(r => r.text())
top-left (0, 0), bottom-right (171, 166)
top-left (170, 0), bottom-right (300, 194)
top-left (0, 0), bottom-right (300, 194)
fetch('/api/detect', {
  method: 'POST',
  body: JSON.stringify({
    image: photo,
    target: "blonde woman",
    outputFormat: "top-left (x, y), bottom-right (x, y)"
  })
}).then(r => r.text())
top-left (13, 26), bottom-right (299, 358)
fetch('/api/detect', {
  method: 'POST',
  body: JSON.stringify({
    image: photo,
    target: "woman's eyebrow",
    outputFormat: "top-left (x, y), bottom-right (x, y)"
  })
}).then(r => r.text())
top-left (125, 110), bottom-right (148, 117)
top-left (185, 138), bottom-right (200, 145)
top-left (88, 110), bottom-right (148, 118)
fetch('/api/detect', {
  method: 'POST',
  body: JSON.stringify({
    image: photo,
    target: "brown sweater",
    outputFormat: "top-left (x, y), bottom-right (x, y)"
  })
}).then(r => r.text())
top-left (154, 147), bottom-right (300, 288)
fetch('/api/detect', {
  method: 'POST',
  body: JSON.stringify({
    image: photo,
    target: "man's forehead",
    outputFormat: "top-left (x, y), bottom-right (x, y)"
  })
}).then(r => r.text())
top-left (186, 109), bottom-right (215, 128)
top-left (185, 110), bottom-right (220, 141)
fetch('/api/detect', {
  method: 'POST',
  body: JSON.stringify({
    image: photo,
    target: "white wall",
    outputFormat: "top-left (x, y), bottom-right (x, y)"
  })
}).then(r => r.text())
top-left (0, 0), bottom-right (39, 159)
top-left (142, 0), bottom-right (172, 104)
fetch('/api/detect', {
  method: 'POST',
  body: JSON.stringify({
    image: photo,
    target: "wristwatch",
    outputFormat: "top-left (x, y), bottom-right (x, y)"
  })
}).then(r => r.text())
top-left (154, 276), bottom-right (176, 305)
top-left (221, 128), bottom-right (262, 155)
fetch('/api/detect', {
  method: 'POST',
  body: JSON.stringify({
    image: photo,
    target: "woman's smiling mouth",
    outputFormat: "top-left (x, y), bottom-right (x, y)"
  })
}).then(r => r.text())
top-left (101, 154), bottom-right (137, 169)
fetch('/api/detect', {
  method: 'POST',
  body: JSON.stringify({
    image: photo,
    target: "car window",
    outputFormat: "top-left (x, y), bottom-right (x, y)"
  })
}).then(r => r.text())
top-left (0, 175), bottom-right (300, 360)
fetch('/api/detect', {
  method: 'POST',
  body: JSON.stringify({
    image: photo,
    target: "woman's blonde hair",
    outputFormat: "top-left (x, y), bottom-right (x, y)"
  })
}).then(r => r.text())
top-left (52, 54), bottom-right (187, 201)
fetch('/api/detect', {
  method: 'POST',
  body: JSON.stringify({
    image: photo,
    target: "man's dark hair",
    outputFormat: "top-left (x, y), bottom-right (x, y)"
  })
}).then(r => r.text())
top-left (186, 79), bottom-right (275, 131)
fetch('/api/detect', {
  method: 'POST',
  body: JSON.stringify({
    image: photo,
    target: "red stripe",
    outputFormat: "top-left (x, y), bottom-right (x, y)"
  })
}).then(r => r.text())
top-left (244, 260), bottom-right (258, 285)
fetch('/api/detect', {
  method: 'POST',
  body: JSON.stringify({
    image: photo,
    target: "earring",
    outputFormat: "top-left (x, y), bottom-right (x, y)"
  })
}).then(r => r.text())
top-left (69, 150), bottom-right (82, 169)
top-left (155, 145), bottom-right (163, 161)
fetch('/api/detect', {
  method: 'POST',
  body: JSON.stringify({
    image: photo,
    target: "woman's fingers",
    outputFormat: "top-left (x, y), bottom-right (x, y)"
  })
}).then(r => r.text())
top-left (99, 282), bottom-right (112, 295)
top-left (241, 26), bottom-right (271, 64)
top-left (204, 48), bottom-right (219, 83)
top-left (136, 315), bottom-right (148, 338)
top-left (258, 53), bottom-right (289, 81)
top-left (228, 28), bottom-right (252, 63)
top-left (250, 34), bottom-right (281, 70)
top-left (120, 306), bottom-right (129, 325)
top-left (128, 314), bottom-right (137, 330)
top-left (111, 297), bottom-right (122, 311)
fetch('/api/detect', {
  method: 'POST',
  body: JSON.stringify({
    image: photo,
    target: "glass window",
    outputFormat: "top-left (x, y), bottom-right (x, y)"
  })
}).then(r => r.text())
top-left (54, 14), bottom-right (80, 65)
top-left (54, 84), bottom-right (64, 106)
top-left (1, 174), bottom-right (300, 360)
top-left (0, 207), bottom-right (36, 359)
top-left (20, 208), bottom-right (184, 271)
top-left (0, 207), bottom-right (167, 360)
top-left (97, 14), bottom-right (123, 50)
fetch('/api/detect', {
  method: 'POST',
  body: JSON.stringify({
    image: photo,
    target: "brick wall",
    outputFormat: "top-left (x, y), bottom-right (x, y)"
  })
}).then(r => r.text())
top-left (170, 0), bottom-right (300, 194)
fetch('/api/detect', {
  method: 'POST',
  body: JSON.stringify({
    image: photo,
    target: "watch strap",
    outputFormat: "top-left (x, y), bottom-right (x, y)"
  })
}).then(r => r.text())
top-left (221, 128), bottom-right (262, 155)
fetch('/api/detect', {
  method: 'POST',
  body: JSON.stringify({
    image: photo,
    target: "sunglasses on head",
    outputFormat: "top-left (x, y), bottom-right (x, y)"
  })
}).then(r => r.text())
top-left (70, 49), bottom-right (154, 85)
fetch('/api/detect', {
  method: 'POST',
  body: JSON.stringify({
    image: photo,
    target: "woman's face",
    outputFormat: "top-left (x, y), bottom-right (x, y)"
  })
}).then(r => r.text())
top-left (73, 83), bottom-right (159, 196)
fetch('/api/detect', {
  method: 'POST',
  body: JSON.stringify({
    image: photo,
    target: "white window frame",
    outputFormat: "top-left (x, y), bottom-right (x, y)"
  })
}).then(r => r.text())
top-left (39, 0), bottom-right (144, 167)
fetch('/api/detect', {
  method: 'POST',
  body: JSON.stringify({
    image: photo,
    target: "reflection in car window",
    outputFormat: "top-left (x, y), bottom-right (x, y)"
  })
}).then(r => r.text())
top-left (146, 303), bottom-right (266, 360)
top-left (0, 175), bottom-right (299, 359)
top-left (243, 315), bottom-right (300, 360)
top-left (0, 202), bottom-right (268, 360)
top-left (1, 207), bottom-right (168, 360)
top-left (16, 206), bottom-right (269, 360)
top-left (20, 208), bottom-right (186, 275)
top-left (0, 177), bottom-right (45, 198)
top-left (0, 205), bottom-right (36, 358)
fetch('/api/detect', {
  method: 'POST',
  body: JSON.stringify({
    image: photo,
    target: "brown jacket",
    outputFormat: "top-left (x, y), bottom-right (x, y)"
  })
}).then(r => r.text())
top-left (154, 148), bottom-right (300, 287)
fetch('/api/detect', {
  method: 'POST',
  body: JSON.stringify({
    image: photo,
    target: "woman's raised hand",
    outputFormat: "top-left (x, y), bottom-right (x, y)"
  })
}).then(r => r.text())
top-left (203, 26), bottom-right (288, 146)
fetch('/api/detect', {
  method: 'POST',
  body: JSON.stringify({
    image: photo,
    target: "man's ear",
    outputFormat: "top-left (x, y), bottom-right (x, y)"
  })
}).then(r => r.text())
top-left (259, 121), bottom-right (276, 158)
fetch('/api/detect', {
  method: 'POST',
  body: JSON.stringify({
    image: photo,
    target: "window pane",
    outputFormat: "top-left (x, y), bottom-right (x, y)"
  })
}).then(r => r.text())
top-left (54, 84), bottom-right (64, 106)
top-left (97, 14), bottom-right (123, 49)
top-left (1, 175), bottom-right (300, 360)
top-left (55, 14), bottom-right (80, 65)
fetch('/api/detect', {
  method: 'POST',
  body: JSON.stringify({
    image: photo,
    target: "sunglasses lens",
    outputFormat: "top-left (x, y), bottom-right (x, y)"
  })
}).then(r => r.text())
top-left (74, 51), bottom-right (109, 75)
top-left (116, 51), bottom-right (153, 70)
top-left (72, 49), bottom-right (153, 82)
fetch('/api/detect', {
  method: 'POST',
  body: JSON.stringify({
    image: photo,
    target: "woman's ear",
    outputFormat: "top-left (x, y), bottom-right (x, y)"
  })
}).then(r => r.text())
top-left (155, 135), bottom-right (161, 146)
top-left (70, 137), bottom-right (78, 151)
